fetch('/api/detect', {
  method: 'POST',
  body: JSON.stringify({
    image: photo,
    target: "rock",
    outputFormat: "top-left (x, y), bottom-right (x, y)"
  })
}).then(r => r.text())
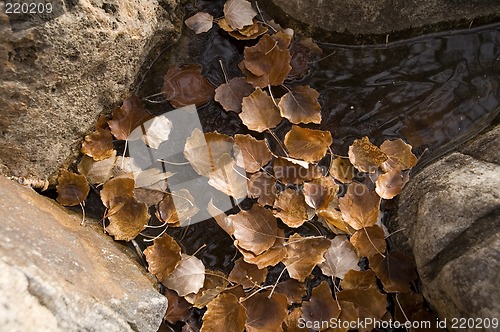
top-left (0, 176), bottom-right (167, 332)
top-left (260, 0), bottom-right (500, 42)
top-left (0, 0), bottom-right (181, 183)
top-left (388, 125), bottom-right (500, 327)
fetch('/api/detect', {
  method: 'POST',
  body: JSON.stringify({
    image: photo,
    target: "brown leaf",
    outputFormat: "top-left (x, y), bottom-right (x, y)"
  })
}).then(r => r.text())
top-left (185, 12), bottom-right (213, 34)
top-left (144, 233), bottom-right (182, 282)
top-left (214, 77), bottom-right (254, 113)
top-left (375, 169), bottom-right (404, 199)
top-left (243, 292), bottom-right (288, 332)
top-left (337, 286), bottom-right (387, 319)
top-left (319, 236), bottom-right (360, 279)
top-left (223, 0), bottom-right (257, 30)
top-left (240, 87), bottom-right (282, 132)
top-left (350, 225), bottom-right (387, 258)
top-left (207, 153), bottom-right (248, 200)
top-left (201, 293), bottom-right (246, 332)
top-left (156, 189), bottom-right (199, 227)
top-left (163, 64), bottom-right (215, 108)
top-left (273, 157), bottom-right (322, 185)
top-left (207, 199), bottom-right (233, 235)
top-left (247, 172), bottom-right (278, 207)
top-left (164, 254), bottom-right (206, 297)
top-left (273, 188), bottom-right (308, 228)
top-left (228, 204), bottom-right (278, 255)
top-left (302, 281), bottom-right (340, 331)
top-left (185, 269), bottom-right (229, 308)
top-left (329, 157), bottom-right (355, 183)
top-left (393, 291), bottom-right (425, 323)
top-left (380, 138), bottom-right (417, 172)
top-left (78, 151), bottom-right (117, 185)
top-left (108, 95), bottom-right (153, 141)
top-left (284, 307), bottom-right (309, 332)
top-left (164, 289), bottom-right (192, 324)
top-left (238, 228), bottom-right (286, 268)
top-left (340, 269), bottom-right (378, 290)
top-left (283, 233), bottom-right (330, 282)
top-left (81, 128), bottom-right (114, 161)
top-left (283, 126), bottom-right (332, 163)
top-left (234, 134), bottom-right (273, 173)
top-left (219, 18), bottom-right (268, 40)
top-left (274, 279), bottom-right (307, 305)
top-left (288, 41), bottom-right (313, 81)
top-left (303, 176), bottom-right (339, 210)
top-left (338, 182), bottom-right (380, 230)
top-left (56, 170), bottom-right (90, 206)
top-left (369, 251), bottom-right (417, 293)
top-left (318, 207), bottom-right (352, 234)
top-left (278, 85), bottom-right (321, 124)
top-left (348, 137), bottom-right (387, 173)
top-left (228, 257), bottom-right (267, 289)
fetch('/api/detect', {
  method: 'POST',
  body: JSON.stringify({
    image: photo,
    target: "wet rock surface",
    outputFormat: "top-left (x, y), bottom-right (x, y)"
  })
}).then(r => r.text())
top-left (0, 176), bottom-right (167, 332)
top-left (0, 0), bottom-right (181, 183)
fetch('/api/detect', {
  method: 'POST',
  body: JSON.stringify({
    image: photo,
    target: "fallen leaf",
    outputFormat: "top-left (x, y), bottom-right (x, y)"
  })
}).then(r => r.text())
top-left (136, 114), bottom-right (172, 149)
top-left (207, 199), bottom-right (234, 235)
top-left (238, 228), bottom-right (286, 268)
top-left (104, 195), bottom-right (149, 241)
top-left (228, 204), bottom-right (278, 255)
top-left (348, 137), bottom-right (387, 173)
top-left (81, 128), bottom-right (114, 161)
top-left (163, 64), bottom-right (215, 108)
top-left (108, 95), bottom-right (153, 140)
top-left (133, 167), bottom-right (173, 190)
top-left (340, 269), bottom-right (378, 290)
top-left (319, 236), bottom-right (360, 279)
top-left (240, 87), bottom-right (282, 132)
top-left (338, 182), bottom-right (380, 230)
top-left (369, 251), bottom-right (417, 293)
top-left (288, 41), bottom-right (313, 80)
top-left (201, 293), bottom-right (246, 332)
top-left (393, 292), bottom-right (425, 323)
top-left (380, 138), bottom-right (417, 172)
top-left (218, 18), bottom-right (268, 40)
top-left (243, 292), bottom-right (288, 332)
top-left (375, 169), bottom-right (404, 199)
top-left (78, 151), bottom-right (117, 185)
top-left (318, 207), bottom-right (352, 234)
top-left (157, 189), bottom-right (199, 227)
top-left (228, 257), bottom-right (267, 289)
top-left (164, 254), bottom-right (206, 297)
top-left (329, 157), bottom-right (355, 183)
top-left (278, 85), bottom-right (321, 124)
top-left (56, 170), bottom-right (90, 206)
top-left (273, 157), bottom-right (322, 185)
top-left (144, 233), bottom-right (182, 283)
top-left (337, 286), bottom-right (387, 318)
top-left (234, 134), bottom-right (273, 173)
top-left (100, 176), bottom-right (135, 201)
top-left (302, 281), bottom-right (340, 331)
top-left (284, 307), bottom-right (309, 332)
top-left (185, 12), bottom-right (213, 34)
top-left (247, 171), bottom-right (278, 207)
top-left (185, 269), bottom-right (229, 308)
top-left (164, 289), bottom-right (192, 324)
top-left (273, 188), bottom-right (308, 228)
top-left (283, 233), bottom-right (330, 282)
top-left (214, 77), bottom-right (254, 113)
top-left (207, 153), bottom-right (248, 200)
top-left (274, 279), bottom-right (307, 305)
top-left (283, 126), bottom-right (332, 163)
top-left (303, 176), bottom-right (339, 210)
top-left (223, 0), bottom-right (257, 30)
top-left (350, 225), bottom-right (387, 258)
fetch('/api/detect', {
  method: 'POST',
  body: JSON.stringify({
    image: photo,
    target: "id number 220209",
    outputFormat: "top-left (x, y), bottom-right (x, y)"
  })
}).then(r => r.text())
top-left (5, 2), bottom-right (53, 14)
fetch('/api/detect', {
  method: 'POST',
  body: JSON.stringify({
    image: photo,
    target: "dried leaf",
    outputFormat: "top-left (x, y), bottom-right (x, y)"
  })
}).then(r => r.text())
top-left (340, 269), bottom-right (378, 290)
top-left (164, 254), bottom-right (206, 297)
top-left (240, 87), bottom-right (282, 132)
top-left (201, 293), bottom-right (246, 332)
top-left (105, 195), bottom-right (149, 241)
top-left (185, 269), bottom-right (229, 308)
top-left (144, 234), bottom-right (182, 283)
top-left (136, 114), bottom-right (173, 149)
top-left (234, 134), bottom-right (273, 173)
top-left (278, 85), bottom-right (321, 124)
top-left (274, 279), bottom-right (307, 305)
top-left (303, 176), bottom-right (339, 210)
top-left (380, 138), bottom-right (417, 172)
top-left (283, 233), bottom-right (330, 282)
top-left (238, 228), bottom-right (286, 268)
top-left (219, 18), bottom-right (268, 40)
top-left (288, 41), bottom-right (312, 81)
top-left (214, 77), bottom-right (254, 113)
top-left (284, 307), bottom-right (309, 332)
top-left (273, 188), bottom-right (308, 228)
top-left (207, 199), bottom-right (233, 235)
top-left (329, 157), bottom-right (355, 183)
top-left (223, 0), bottom-right (257, 30)
top-left (185, 12), bottom-right (213, 34)
top-left (100, 176), bottom-right (135, 201)
top-left (163, 64), bottom-right (215, 108)
top-left (273, 157), bottom-right (322, 185)
top-left (318, 207), bottom-right (352, 234)
top-left (348, 137), bottom-right (387, 173)
top-left (207, 153), bottom-right (248, 200)
top-left (228, 204), bottom-right (278, 255)
top-left (81, 128), bottom-right (114, 161)
top-left (283, 126), bottom-right (332, 163)
top-left (228, 257), bottom-right (267, 289)
top-left (336, 286), bottom-right (387, 318)
top-left (369, 251), bottom-right (417, 293)
top-left (319, 236), bottom-right (360, 279)
top-left (78, 151), bottom-right (117, 185)
top-left (247, 172), bottom-right (278, 207)
top-left (302, 281), bottom-right (340, 331)
top-left (350, 225), bottom-right (387, 258)
top-left (338, 182), bottom-right (380, 230)
top-left (164, 289), bottom-right (192, 324)
top-left (243, 292), bottom-right (288, 332)
top-left (108, 95), bottom-right (153, 140)
top-left (375, 169), bottom-right (404, 199)
top-left (393, 292), bottom-right (425, 323)
top-left (157, 189), bottom-right (199, 227)
top-left (56, 170), bottom-right (90, 206)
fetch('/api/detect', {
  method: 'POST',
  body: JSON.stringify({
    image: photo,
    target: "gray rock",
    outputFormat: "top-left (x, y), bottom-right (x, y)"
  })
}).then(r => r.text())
top-left (0, 0), bottom-right (181, 184)
top-left (0, 176), bottom-right (167, 332)
top-left (388, 125), bottom-right (500, 329)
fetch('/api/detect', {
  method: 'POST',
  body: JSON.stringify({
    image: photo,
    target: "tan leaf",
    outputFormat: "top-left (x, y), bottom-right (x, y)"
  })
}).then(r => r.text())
top-left (375, 169), bottom-right (404, 199)
top-left (274, 279), bottom-right (307, 305)
top-left (223, 0), bottom-right (257, 30)
top-left (234, 134), bottom-right (273, 173)
top-left (302, 281), bottom-right (340, 331)
top-left (318, 207), bottom-right (352, 234)
top-left (337, 286), bottom-right (387, 318)
top-left (348, 137), bottom-right (387, 173)
top-left (164, 254), bottom-right (206, 297)
top-left (273, 188), bottom-right (308, 228)
top-left (284, 307), bottom-right (309, 332)
top-left (144, 234), bottom-right (182, 282)
top-left (329, 157), bottom-right (355, 183)
top-left (283, 126), bottom-right (332, 163)
top-left (108, 95), bottom-right (153, 141)
top-left (78, 151), bottom-right (117, 185)
top-left (214, 77), bottom-right (254, 113)
top-left (369, 251), bottom-right (417, 293)
top-left (238, 228), bottom-right (286, 268)
top-left (380, 138), bottom-right (417, 172)
top-left (228, 257), bottom-right (267, 289)
top-left (156, 189), bottom-right (199, 227)
top-left (243, 292), bottom-right (288, 332)
top-left (104, 195), bottom-right (149, 241)
top-left (56, 170), bottom-right (90, 206)
top-left (319, 236), bottom-right (360, 279)
top-left (185, 269), bottom-right (229, 308)
top-left (201, 293), bottom-right (246, 332)
top-left (340, 269), bottom-right (378, 290)
top-left (164, 289), bottom-right (192, 324)
top-left (273, 157), bottom-right (322, 185)
top-left (163, 64), bottom-right (215, 108)
top-left (338, 182), bottom-right (380, 230)
top-left (229, 204), bottom-right (278, 255)
top-left (207, 199), bottom-right (233, 235)
top-left (278, 85), bottom-right (321, 124)
top-left (350, 225), bottom-right (387, 258)
top-left (81, 128), bottom-right (114, 161)
top-left (303, 176), bottom-right (339, 210)
top-left (247, 172), bottom-right (278, 207)
top-left (283, 233), bottom-right (330, 282)
top-left (207, 153), bottom-right (248, 200)
top-left (240, 87), bottom-right (282, 132)
top-left (136, 114), bottom-right (173, 149)
top-left (185, 12), bottom-right (213, 34)
top-left (100, 176), bottom-right (135, 203)
top-left (219, 18), bottom-right (268, 40)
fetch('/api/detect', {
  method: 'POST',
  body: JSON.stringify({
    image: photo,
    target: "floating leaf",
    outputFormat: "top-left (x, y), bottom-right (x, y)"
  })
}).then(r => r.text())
top-left (81, 128), bottom-right (114, 161)
top-left (375, 169), bottom-right (404, 199)
top-left (329, 157), bottom-right (355, 183)
top-left (201, 293), bottom-right (246, 332)
top-left (164, 254), bottom-right (206, 297)
top-left (278, 85), bottom-right (321, 124)
top-left (348, 136), bottom-right (387, 173)
top-left (108, 95), bottom-right (152, 141)
top-left (240, 88), bottom-right (282, 132)
top-left (228, 257), bottom-right (267, 289)
top-left (301, 281), bottom-right (340, 331)
top-left (144, 234), bottom-right (182, 283)
top-left (337, 286), bottom-right (387, 318)
top-left (214, 77), bottom-right (254, 113)
top-left (234, 134), bottom-right (273, 173)
top-left (56, 170), bottom-right (90, 206)
top-left (273, 157), bottom-right (322, 185)
top-left (163, 64), bottom-right (215, 108)
top-left (157, 189), bottom-right (199, 227)
top-left (238, 228), bottom-right (286, 268)
top-left (283, 126), bottom-right (332, 163)
top-left (369, 251), bottom-right (417, 293)
top-left (303, 176), bottom-right (339, 210)
top-left (274, 279), bottom-right (307, 305)
top-left (273, 188), bottom-right (308, 228)
top-left (229, 204), bottom-right (278, 255)
top-left (207, 199), bottom-right (233, 235)
top-left (164, 289), bottom-right (192, 324)
top-left (319, 236), bottom-right (360, 279)
top-left (338, 182), bottom-right (380, 230)
top-left (243, 292), bottom-right (288, 332)
top-left (283, 233), bottom-right (330, 282)
top-left (207, 153), bottom-right (248, 200)
top-left (350, 225), bottom-right (387, 258)
top-left (247, 171), bottom-right (278, 207)
top-left (340, 269), bottom-right (378, 290)
top-left (223, 0), bottom-right (257, 30)
top-left (380, 138), bottom-right (417, 172)
top-left (185, 12), bottom-right (213, 34)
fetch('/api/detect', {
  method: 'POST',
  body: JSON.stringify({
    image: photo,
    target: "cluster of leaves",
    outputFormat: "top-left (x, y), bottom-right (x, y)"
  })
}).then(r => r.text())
top-left (54, 0), bottom-right (440, 330)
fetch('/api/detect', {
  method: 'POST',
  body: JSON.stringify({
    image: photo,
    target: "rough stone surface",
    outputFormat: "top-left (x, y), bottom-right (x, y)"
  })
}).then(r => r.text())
top-left (0, 0), bottom-right (181, 183)
top-left (388, 125), bottom-right (500, 328)
top-left (261, 0), bottom-right (500, 42)
top-left (0, 176), bottom-right (167, 332)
